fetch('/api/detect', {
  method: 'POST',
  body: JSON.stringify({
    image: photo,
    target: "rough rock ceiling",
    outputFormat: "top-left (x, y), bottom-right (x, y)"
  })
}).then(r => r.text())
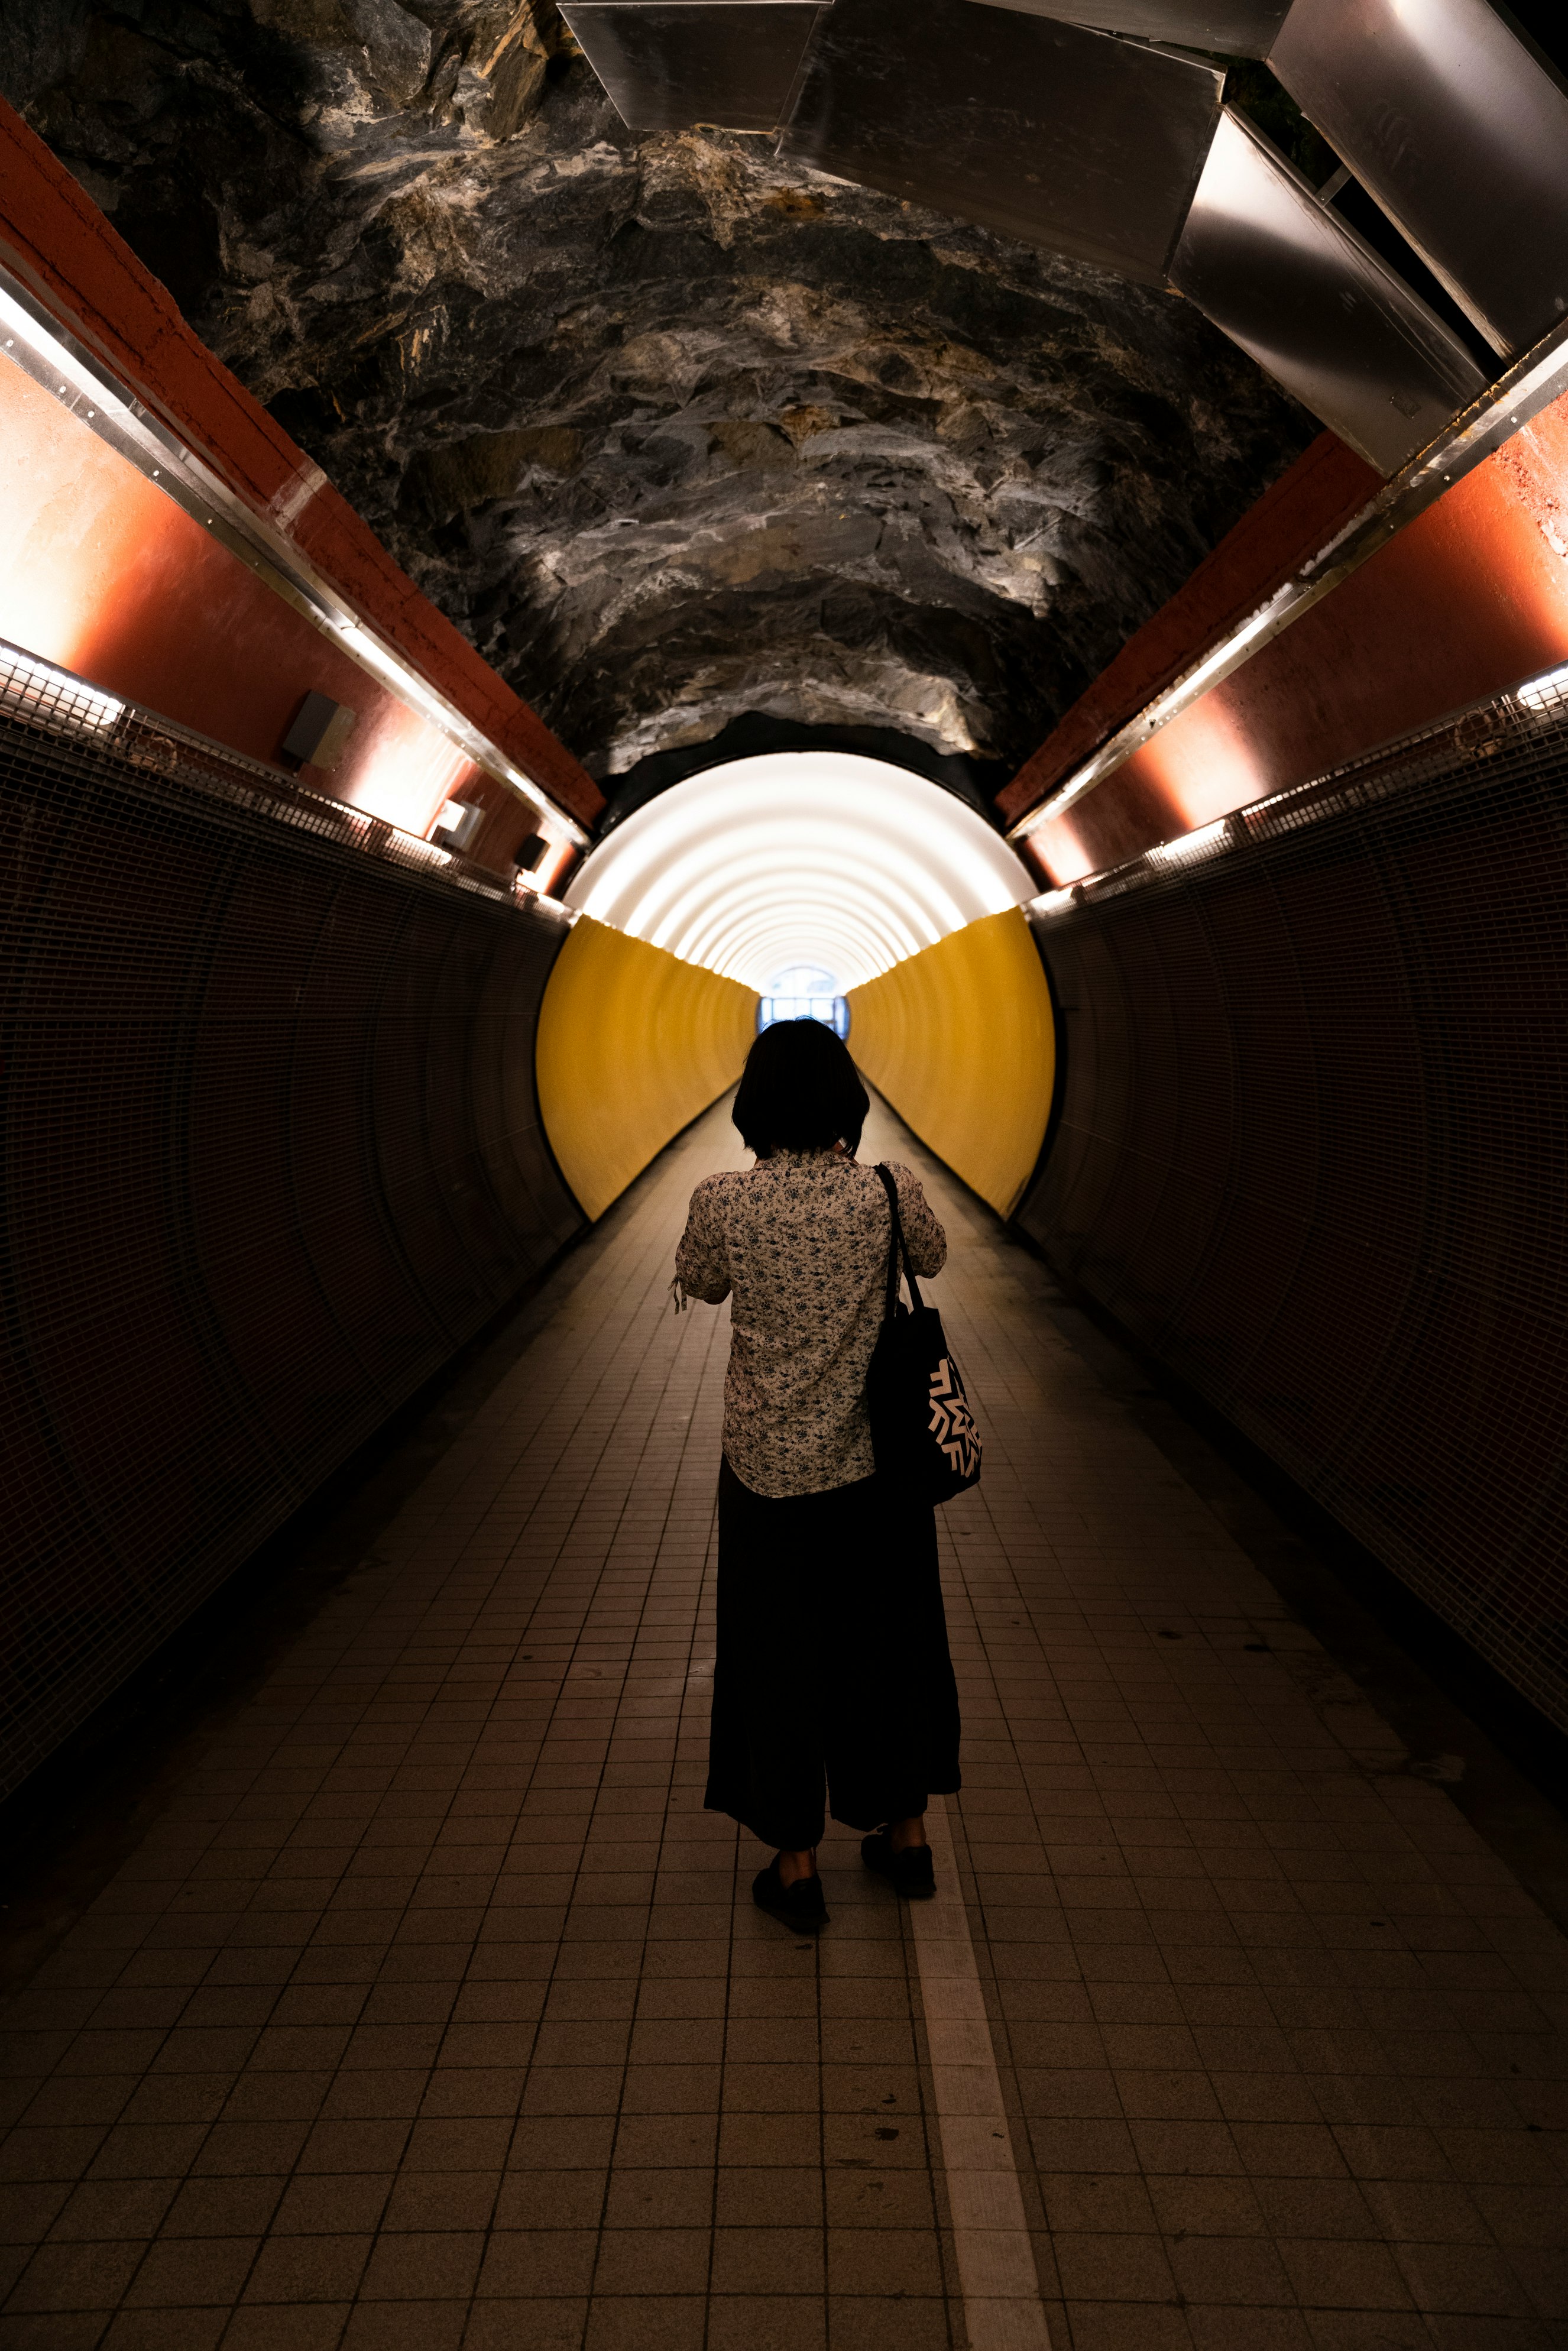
top-left (5, 1), bottom-right (1318, 785)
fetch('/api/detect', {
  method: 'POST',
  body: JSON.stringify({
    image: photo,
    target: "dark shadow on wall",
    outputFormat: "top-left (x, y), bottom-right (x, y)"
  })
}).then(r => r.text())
top-left (1014, 1223), bottom-right (1568, 1931)
top-left (0, 700), bottom-right (585, 1804)
top-left (0, 1239), bottom-right (581, 1998)
top-left (0, 1080), bottom-right (730, 2000)
top-left (1015, 684), bottom-right (1568, 1757)
top-left (862, 1050), bottom-right (1568, 1926)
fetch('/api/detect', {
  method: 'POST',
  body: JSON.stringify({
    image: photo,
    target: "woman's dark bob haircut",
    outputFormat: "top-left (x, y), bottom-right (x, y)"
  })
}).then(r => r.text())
top-left (733, 1018), bottom-right (869, 1157)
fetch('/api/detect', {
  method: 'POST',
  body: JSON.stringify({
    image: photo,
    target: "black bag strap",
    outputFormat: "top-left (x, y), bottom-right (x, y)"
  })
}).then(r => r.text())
top-left (873, 1162), bottom-right (925, 1323)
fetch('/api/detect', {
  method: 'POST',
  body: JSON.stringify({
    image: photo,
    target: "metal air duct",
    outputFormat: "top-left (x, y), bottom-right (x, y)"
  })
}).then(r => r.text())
top-left (1169, 109), bottom-right (1486, 473)
top-left (558, 0), bottom-right (828, 133)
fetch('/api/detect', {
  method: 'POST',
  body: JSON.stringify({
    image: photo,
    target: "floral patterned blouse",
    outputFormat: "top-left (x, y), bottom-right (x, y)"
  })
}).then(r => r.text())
top-left (674, 1149), bottom-right (947, 1498)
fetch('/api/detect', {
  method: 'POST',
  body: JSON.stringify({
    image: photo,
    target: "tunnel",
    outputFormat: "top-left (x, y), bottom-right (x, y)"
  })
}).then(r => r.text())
top-left (3, 1), bottom-right (1568, 2342)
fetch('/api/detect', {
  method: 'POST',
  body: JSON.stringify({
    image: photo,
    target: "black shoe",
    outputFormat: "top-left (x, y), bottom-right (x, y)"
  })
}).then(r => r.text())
top-left (752, 1855), bottom-right (829, 1932)
top-left (861, 1828), bottom-right (936, 1899)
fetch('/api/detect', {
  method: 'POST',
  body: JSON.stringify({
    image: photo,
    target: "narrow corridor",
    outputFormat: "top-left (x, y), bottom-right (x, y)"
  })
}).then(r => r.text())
top-left (2, 1097), bottom-right (1565, 2351)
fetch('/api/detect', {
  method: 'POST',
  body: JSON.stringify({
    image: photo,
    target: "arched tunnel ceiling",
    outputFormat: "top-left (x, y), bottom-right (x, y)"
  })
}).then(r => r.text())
top-left (4, 2), bottom-right (1320, 787)
top-left (568, 750), bottom-right (1035, 989)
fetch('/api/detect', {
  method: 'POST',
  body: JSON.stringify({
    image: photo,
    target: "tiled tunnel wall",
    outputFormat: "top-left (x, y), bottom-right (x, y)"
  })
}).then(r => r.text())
top-left (0, 679), bottom-right (585, 1802)
top-left (1019, 679), bottom-right (1568, 1737)
top-left (11, 622), bottom-right (1568, 1817)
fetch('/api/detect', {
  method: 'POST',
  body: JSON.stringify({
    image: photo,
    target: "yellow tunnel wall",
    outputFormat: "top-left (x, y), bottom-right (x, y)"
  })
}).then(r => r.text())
top-left (537, 915), bottom-right (758, 1220)
top-left (848, 907), bottom-right (1055, 1219)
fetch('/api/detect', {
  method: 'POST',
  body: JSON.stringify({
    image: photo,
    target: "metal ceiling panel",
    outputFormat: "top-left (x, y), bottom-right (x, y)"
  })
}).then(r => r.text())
top-left (559, 1), bottom-right (825, 134)
top-left (1269, 0), bottom-right (1568, 358)
top-left (1169, 109), bottom-right (1486, 475)
top-left (965, 0), bottom-right (1287, 63)
top-left (776, 0), bottom-right (1224, 286)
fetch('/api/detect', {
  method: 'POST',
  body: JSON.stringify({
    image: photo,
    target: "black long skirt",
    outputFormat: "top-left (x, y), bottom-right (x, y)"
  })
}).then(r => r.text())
top-left (705, 1456), bottom-right (962, 1851)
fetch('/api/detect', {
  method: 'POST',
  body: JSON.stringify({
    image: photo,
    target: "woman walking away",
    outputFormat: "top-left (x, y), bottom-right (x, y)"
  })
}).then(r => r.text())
top-left (673, 1018), bottom-right (961, 1934)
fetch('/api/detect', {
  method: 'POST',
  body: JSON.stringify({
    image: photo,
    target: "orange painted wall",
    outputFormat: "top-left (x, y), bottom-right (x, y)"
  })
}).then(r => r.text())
top-left (1015, 396), bottom-right (1568, 885)
top-left (1, 359), bottom-right (491, 841)
top-left (998, 432), bottom-right (1380, 828)
top-left (0, 93), bottom-right (601, 830)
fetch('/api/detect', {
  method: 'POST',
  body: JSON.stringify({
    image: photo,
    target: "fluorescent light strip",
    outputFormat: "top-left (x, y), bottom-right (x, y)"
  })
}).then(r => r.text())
top-left (0, 632), bottom-right (529, 906)
top-left (0, 265), bottom-right (588, 847)
top-left (1, 643), bottom-right (125, 732)
top-left (1152, 817), bottom-right (1229, 863)
top-left (1027, 647), bottom-right (1568, 917)
top-left (1009, 311), bottom-right (1568, 846)
top-left (1517, 659), bottom-right (1568, 712)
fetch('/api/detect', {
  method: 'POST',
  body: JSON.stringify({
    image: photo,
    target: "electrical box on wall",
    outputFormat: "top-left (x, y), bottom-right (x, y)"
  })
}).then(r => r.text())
top-left (433, 799), bottom-right (485, 853)
top-left (281, 690), bottom-right (357, 773)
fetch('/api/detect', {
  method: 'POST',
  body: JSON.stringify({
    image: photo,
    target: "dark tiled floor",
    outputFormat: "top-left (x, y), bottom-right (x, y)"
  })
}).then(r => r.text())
top-left (2, 1096), bottom-right (1566, 2350)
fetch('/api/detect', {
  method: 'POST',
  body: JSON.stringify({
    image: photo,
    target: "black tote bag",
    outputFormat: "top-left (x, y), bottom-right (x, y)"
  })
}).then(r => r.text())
top-left (866, 1163), bottom-right (982, 1504)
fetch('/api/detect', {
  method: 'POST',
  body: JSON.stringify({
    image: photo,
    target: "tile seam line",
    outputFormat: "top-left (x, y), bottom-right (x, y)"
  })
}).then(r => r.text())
top-left (903, 1107), bottom-right (1054, 2351)
top-left (917, 1793), bottom-right (1054, 2351)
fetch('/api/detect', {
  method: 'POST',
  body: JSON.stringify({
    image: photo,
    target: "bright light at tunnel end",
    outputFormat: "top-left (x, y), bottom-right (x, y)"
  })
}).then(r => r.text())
top-left (565, 752), bottom-right (1036, 992)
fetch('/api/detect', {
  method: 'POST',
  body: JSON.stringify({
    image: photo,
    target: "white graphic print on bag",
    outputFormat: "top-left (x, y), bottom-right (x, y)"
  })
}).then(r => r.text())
top-left (928, 1359), bottom-right (980, 1475)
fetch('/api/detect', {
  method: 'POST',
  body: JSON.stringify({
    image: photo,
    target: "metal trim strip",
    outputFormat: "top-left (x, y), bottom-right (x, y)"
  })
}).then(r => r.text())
top-left (0, 263), bottom-right (590, 847)
top-left (1007, 312), bottom-right (1568, 843)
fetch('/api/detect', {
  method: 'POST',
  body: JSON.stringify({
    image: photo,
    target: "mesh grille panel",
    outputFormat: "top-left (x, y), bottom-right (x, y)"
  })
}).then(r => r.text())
top-left (1022, 679), bottom-right (1568, 1732)
top-left (0, 672), bottom-right (583, 1798)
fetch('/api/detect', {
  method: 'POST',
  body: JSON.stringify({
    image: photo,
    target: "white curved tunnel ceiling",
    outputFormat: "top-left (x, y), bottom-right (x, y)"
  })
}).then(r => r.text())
top-left (565, 752), bottom-right (1036, 992)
